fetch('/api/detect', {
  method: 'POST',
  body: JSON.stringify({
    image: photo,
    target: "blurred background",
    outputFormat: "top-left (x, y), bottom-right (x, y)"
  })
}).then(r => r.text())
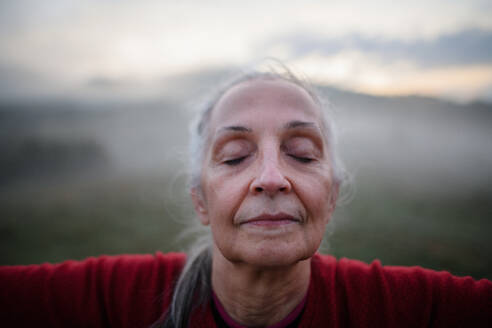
top-left (1, 0), bottom-right (491, 280)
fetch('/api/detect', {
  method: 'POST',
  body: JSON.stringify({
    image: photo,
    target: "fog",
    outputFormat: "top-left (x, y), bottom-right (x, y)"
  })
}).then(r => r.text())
top-left (1, 69), bottom-right (491, 279)
top-left (3, 70), bottom-right (491, 195)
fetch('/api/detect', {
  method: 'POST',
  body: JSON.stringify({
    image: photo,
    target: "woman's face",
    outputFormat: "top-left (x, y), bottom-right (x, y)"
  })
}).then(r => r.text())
top-left (193, 79), bottom-right (338, 267)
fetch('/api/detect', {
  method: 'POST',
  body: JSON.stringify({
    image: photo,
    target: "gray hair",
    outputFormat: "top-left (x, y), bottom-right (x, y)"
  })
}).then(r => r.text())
top-left (154, 64), bottom-right (345, 328)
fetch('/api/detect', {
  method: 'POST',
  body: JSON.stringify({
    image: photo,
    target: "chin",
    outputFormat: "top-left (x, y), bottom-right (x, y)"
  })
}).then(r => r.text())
top-left (223, 241), bottom-right (316, 268)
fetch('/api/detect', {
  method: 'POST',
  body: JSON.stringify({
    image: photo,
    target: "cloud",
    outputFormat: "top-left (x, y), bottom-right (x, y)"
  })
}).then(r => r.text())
top-left (284, 50), bottom-right (492, 103)
top-left (1, 2), bottom-right (491, 102)
top-left (268, 28), bottom-right (492, 68)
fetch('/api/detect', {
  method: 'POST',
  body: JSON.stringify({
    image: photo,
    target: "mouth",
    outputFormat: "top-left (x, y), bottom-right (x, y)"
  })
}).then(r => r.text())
top-left (240, 212), bottom-right (300, 227)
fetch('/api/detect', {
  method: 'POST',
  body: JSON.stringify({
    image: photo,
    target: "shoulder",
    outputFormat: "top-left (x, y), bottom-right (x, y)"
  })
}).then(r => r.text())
top-left (1, 252), bottom-right (187, 280)
top-left (312, 252), bottom-right (492, 295)
top-left (0, 252), bottom-right (188, 306)
top-left (81, 251), bottom-right (187, 275)
top-left (0, 252), bottom-right (188, 327)
top-left (0, 252), bottom-right (188, 297)
top-left (310, 253), bottom-right (492, 327)
top-left (312, 252), bottom-right (491, 283)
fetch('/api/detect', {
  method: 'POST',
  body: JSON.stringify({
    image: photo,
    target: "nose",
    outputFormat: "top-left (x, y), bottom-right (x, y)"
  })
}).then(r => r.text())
top-left (250, 156), bottom-right (292, 196)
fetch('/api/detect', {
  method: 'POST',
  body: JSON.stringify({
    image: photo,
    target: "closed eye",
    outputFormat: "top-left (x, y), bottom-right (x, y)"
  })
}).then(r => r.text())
top-left (224, 156), bottom-right (248, 166)
top-left (288, 154), bottom-right (314, 163)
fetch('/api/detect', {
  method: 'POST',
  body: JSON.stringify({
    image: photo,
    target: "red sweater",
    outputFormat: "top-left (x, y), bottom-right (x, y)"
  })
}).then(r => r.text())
top-left (0, 253), bottom-right (491, 327)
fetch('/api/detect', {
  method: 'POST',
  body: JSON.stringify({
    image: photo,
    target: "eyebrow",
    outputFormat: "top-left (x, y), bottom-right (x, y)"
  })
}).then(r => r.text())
top-left (284, 120), bottom-right (318, 130)
top-left (217, 125), bottom-right (253, 134)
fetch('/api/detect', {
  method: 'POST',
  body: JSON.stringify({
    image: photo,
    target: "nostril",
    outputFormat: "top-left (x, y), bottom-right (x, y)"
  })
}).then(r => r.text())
top-left (255, 187), bottom-right (263, 193)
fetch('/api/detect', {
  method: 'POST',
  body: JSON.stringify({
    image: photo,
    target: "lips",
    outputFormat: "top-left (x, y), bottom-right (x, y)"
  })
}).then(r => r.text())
top-left (241, 212), bottom-right (300, 226)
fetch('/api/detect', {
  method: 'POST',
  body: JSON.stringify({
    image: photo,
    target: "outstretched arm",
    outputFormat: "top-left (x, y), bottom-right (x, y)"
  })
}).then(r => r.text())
top-left (0, 253), bottom-right (185, 328)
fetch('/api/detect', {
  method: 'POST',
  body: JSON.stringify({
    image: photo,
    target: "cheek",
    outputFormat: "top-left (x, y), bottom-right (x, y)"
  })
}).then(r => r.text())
top-left (202, 170), bottom-right (249, 219)
top-left (296, 175), bottom-right (334, 222)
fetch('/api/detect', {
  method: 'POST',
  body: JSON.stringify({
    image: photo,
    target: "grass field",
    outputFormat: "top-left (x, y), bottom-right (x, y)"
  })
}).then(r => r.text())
top-left (1, 173), bottom-right (491, 281)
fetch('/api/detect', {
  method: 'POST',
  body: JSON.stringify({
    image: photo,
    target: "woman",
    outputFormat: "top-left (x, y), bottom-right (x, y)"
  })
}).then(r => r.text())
top-left (1, 68), bottom-right (491, 328)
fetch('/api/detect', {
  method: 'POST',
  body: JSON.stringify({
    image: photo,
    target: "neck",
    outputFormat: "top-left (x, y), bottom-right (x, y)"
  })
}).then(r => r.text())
top-left (211, 247), bottom-right (311, 327)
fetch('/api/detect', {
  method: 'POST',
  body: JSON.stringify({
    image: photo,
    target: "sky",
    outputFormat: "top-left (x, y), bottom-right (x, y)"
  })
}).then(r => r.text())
top-left (1, 0), bottom-right (492, 103)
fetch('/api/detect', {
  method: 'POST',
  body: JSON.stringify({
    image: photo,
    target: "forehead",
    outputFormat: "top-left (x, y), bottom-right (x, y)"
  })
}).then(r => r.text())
top-left (209, 79), bottom-right (323, 130)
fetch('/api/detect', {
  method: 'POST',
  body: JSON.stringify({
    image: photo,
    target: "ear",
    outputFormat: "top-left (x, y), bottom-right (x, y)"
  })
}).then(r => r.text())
top-left (191, 187), bottom-right (209, 226)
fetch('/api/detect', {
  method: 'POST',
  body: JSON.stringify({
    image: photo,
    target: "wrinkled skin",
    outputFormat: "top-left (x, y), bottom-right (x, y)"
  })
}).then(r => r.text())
top-left (192, 78), bottom-right (338, 268)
